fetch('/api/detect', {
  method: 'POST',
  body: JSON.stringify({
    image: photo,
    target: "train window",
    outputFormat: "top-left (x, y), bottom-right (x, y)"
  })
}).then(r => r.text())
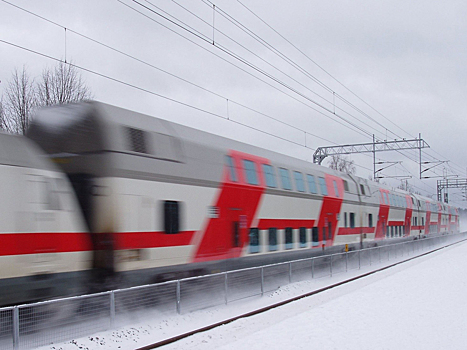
top-left (344, 212), bottom-right (348, 228)
top-left (127, 127), bottom-right (148, 154)
top-left (164, 201), bottom-right (180, 234)
top-left (44, 177), bottom-right (61, 211)
top-left (262, 164), bottom-right (277, 188)
top-left (232, 221), bottom-right (240, 247)
top-left (279, 168), bottom-right (292, 190)
top-left (343, 180), bottom-right (349, 192)
top-left (328, 222), bottom-right (332, 240)
top-left (384, 193), bottom-right (389, 205)
top-left (386, 226), bottom-right (389, 238)
top-left (243, 160), bottom-right (259, 185)
top-left (299, 227), bottom-right (307, 248)
top-left (249, 228), bottom-right (260, 253)
top-left (306, 174), bottom-right (318, 194)
top-left (411, 198), bottom-right (414, 204)
top-left (268, 228), bottom-right (278, 251)
top-left (312, 227), bottom-right (319, 245)
top-left (293, 171), bottom-right (305, 192)
top-left (350, 213), bottom-right (355, 228)
top-left (360, 184), bottom-right (366, 195)
top-left (369, 214), bottom-right (373, 228)
top-left (422, 217), bottom-right (425, 226)
top-left (318, 177), bottom-right (328, 195)
top-left (225, 156), bottom-right (237, 182)
top-left (333, 181), bottom-right (339, 197)
top-left (285, 227), bottom-right (293, 249)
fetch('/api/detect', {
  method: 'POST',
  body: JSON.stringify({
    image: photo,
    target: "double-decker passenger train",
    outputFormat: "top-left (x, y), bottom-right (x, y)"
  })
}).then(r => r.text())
top-left (0, 101), bottom-right (459, 306)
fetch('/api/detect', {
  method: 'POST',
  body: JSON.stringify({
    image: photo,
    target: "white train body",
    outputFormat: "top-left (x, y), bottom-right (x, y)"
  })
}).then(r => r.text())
top-left (0, 133), bottom-right (90, 305)
top-left (0, 101), bottom-right (459, 305)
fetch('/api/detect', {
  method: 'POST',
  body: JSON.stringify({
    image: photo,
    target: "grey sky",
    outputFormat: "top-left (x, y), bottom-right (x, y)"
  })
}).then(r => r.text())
top-left (1, 0), bottom-right (467, 206)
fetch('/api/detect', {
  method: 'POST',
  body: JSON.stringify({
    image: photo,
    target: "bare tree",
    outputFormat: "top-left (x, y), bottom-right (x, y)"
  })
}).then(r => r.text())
top-left (0, 97), bottom-right (4, 131)
top-left (328, 154), bottom-right (356, 175)
top-left (37, 61), bottom-right (92, 106)
top-left (1, 62), bottom-right (92, 134)
top-left (397, 179), bottom-right (414, 193)
top-left (3, 67), bottom-right (36, 134)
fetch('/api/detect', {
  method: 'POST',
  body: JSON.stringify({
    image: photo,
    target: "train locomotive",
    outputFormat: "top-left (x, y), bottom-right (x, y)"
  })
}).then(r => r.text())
top-left (0, 101), bottom-right (459, 306)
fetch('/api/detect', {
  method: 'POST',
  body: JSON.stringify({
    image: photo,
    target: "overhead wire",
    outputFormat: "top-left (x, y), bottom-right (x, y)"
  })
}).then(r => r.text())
top-left (200, 0), bottom-right (400, 140)
top-left (1, 0), bottom-right (463, 197)
top-left (232, 0), bottom-right (464, 181)
top-left (128, 0), bottom-right (379, 138)
top-left (195, 0), bottom-right (459, 184)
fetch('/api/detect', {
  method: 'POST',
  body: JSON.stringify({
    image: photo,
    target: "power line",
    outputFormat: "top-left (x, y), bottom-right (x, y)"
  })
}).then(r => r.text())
top-left (201, 0), bottom-right (400, 140)
top-left (2, 1), bottom-right (462, 190)
top-left (0, 0), bottom-right (338, 146)
top-left (128, 0), bottom-right (378, 138)
top-left (235, 0), bottom-right (416, 140)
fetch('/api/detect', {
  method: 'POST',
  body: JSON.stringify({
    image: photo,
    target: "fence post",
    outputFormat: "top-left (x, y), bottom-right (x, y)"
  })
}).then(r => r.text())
top-left (289, 262), bottom-right (292, 284)
top-left (110, 291), bottom-right (115, 328)
top-left (260, 267), bottom-right (264, 297)
top-left (176, 280), bottom-right (181, 314)
top-left (224, 273), bottom-right (228, 305)
top-left (13, 306), bottom-right (19, 350)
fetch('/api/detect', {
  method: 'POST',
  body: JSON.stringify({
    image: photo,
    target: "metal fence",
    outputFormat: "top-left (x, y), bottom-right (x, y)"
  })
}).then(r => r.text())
top-left (0, 233), bottom-right (465, 350)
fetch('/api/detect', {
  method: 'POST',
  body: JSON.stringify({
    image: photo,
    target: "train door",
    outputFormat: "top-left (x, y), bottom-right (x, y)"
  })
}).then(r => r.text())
top-left (68, 173), bottom-right (115, 280)
top-left (228, 208), bottom-right (245, 258)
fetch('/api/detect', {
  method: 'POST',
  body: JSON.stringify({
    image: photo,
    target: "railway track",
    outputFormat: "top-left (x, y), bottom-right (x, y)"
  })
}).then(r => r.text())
top-left (136, 238), bottom-right (467, 350)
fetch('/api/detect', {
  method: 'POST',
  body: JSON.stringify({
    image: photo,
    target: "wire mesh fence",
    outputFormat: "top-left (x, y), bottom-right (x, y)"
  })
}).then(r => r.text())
top-left (0, 233), bottom-right (464, 350)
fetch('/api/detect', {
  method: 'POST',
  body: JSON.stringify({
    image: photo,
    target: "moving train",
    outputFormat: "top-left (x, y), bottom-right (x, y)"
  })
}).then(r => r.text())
top-left (0, 101), bottom-right (459, 306)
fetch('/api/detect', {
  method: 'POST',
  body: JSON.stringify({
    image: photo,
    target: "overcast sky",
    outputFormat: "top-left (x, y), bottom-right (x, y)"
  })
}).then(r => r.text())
top-left (1, 0), bottom-right (467, 206)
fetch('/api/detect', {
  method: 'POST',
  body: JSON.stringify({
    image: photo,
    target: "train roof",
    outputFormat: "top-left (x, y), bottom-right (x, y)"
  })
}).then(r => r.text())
top-left (26, 101), bottom-right (454, 210)
top-left (27, 101), bottom-right (324, 170)
top-left (0, 131), bottom-right (57, 171)
top-left (27, 101), bottom-right (339, 175)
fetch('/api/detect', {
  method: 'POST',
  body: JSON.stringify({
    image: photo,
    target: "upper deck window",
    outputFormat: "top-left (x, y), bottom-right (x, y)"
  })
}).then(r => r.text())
top-left (279, 168), bottom-right (292, 190)
top-left (127, 127), bottom-right (148, 154)
top-left (243, 160), bottom-right (258, 185)
top-left (318, 177), bottom-right (328, 196)
top-left (293, 171), bottom-right (305, 192)
top-left (343, 180), bottom-right (349, 192)
top-left (333, 180), bottom-right (339, 197)
top-left (225, 156), bottom-right (237, 182)
top-left (360, 184), bottom-right (366, 195)
top-left (262, 164), bottom-right (277, 188)
top-left (307, 174), bottom-right (318, 194)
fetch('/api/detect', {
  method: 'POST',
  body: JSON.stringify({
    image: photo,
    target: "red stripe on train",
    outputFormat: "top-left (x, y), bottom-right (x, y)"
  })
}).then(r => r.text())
top-left (0, 231), bottom-right (196, 256)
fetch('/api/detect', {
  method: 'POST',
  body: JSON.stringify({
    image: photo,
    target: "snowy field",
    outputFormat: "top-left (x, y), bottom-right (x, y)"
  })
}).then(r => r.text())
top-left (35, 239), bottom-right (467, 350)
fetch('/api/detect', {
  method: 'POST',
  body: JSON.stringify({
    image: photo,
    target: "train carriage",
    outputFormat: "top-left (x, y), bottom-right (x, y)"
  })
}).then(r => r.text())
top-left (0, 132), bottom-right (90, 306)
top-left (22, 101), bottom-right (459, 292)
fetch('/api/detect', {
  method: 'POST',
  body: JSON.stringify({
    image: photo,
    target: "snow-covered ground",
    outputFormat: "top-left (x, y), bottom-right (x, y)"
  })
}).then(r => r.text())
top-left (38, 240), bottom-right (467, 350)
